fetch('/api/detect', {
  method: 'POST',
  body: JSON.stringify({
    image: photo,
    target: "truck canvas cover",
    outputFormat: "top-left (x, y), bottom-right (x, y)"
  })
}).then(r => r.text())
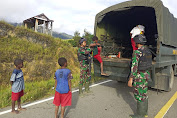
top-left (94, 0), bottom-right (177, 47)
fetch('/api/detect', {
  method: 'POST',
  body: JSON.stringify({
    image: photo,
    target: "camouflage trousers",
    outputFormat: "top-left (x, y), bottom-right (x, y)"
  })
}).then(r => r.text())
top-left (79, 61), bottom-right (91, 85)
top-left (133, 71), bottom-right (150, 102)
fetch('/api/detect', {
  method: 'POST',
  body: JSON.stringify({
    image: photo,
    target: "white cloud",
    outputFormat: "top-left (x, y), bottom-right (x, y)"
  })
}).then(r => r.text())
top-left (0, 0), bottom-right (39, 22)
top-left (0, 0), bottom-right (176, 36)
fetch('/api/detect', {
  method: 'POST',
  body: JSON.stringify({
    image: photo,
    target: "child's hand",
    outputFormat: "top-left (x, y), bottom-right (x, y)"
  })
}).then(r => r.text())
top-left (52, 86), bottom-right (55, 90)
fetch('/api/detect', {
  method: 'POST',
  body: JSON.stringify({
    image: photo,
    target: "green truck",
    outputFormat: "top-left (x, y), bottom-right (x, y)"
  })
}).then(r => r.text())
top-left (93, 0), bottom-right (177, 91)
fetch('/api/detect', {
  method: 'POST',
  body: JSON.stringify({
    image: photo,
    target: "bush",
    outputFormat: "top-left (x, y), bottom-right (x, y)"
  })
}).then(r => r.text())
top-left (68, 39), bottom-right (77, 47)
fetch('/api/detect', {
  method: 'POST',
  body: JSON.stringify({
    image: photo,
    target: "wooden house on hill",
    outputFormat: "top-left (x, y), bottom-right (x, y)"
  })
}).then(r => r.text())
top-left (23, 13), bottom-right (54, 36)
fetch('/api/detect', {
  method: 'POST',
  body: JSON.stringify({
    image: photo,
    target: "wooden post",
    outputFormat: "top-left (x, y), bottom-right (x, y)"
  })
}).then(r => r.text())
top-left (43, 20), bottom-right (46, 34)
top-left (24, 23), bottom-right (28, 28)
top-left (35, 19), bottom-right (38, 32)
top-left (51, 22), bottom-right (53, 36)
top-left (46, 22), bottom-right (48, 35)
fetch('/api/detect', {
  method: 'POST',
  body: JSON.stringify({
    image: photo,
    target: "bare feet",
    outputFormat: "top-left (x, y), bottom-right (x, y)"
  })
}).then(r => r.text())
top-left (55, 115), bottom-right (59, 118)
top-left (11, 110), bottom-right (19, 114)
top-left (101, 73), bottom-right (109, 76)
top-left (17, 108), bottom-right (26, 111)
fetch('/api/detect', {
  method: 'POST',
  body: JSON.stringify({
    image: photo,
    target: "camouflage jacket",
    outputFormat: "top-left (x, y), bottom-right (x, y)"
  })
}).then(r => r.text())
top-left (130, 46), bottom-right (144, 79)
top-left (78, 47), bottom-right (91, 63)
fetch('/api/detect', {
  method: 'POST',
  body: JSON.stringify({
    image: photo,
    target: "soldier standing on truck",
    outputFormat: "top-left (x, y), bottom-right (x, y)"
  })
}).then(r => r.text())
top-left (130, 25), bottom-right (145, 51)
top-left (128, 34), bottom-right (152, 118)
top-left (77, 38), bottom-right (92, 97)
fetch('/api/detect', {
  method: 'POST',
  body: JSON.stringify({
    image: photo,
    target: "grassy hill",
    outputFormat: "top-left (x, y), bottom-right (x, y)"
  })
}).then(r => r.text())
top-left (0, 21), bottom-right (80, 108)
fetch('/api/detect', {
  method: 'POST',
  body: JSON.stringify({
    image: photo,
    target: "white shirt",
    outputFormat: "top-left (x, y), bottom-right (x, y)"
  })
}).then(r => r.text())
top-left (130, 25), bottom-right (145, 38)
top-left (10, 69), bottom-right (25, 93)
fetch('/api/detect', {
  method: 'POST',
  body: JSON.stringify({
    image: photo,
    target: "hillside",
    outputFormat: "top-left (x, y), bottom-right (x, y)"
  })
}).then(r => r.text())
top-left (0, 21), bottom-right (79, 108)
top-left (0, 21), bottom-right (79, 83)
top-left (53, 31), bottom-right (73, 39)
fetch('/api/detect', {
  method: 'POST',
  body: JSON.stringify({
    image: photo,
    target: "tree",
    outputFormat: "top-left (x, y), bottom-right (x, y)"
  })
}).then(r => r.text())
top-left (73, 30), bottom-right (81, 47)
top-left (71, 30), bottom-right (94, 47)
top-left (82, 29), bottom-right (93, 46)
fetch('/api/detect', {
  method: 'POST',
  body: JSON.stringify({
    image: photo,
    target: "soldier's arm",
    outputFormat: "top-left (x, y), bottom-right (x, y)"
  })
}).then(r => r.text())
top-left (128, 51), bottom-right (141, 87)
top-left (129, 50), bottom-right (141, 79)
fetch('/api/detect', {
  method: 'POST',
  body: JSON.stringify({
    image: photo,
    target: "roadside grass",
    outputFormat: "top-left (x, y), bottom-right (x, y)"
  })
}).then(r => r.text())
top-left (0, 72), bottom-right (105, 108)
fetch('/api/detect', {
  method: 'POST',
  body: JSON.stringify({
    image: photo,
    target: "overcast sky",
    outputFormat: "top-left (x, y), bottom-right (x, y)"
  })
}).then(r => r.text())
top-left (0, 0), bottom-right (176, 35)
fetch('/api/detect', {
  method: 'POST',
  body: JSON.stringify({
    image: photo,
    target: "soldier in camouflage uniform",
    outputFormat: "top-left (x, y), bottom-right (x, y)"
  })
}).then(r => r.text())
top-left (78, 38), bottom-right (92, 96)
top-left (128, 34), bottom-right (152, 118)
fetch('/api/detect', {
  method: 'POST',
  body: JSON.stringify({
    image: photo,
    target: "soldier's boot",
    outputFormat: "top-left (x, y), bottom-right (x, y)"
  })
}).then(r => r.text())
top-left (130, 99), bottom-right (148, 118)
top-left (85, 82), bottom-right (91, 93)
top-left (137, 99), bottom-right (148, 118)
top-left (144, 99), bottom-right (148, 117)
top-left (79, 85), bottom-right (84, 97)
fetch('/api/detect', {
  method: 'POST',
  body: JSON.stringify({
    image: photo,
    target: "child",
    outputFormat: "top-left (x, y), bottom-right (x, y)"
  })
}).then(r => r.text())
top-left (89, 36), bottom-right (108, 76)
top-left (77, 38), bottom-right (92, 96)
top-left (53, 57), bottom-right (73, 118)
top-left (10, 59), bottom-right (26, 114)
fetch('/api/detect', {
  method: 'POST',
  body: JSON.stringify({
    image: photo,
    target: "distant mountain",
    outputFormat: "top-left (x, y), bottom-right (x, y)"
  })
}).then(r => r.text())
top-left (9, 22), bottom-right (22, 27)
top-left (53, 32), bottom-right (73, 39)
top-left (9, 22), bottom-right (73, 39)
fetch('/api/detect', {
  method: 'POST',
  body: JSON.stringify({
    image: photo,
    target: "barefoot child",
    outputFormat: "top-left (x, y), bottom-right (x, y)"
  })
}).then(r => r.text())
top-left (10, 59), bottom-right (26, 114)
top-left (90, 36), bottom-right (108, 76)
top-left (53, 57), bottom-right (73, 118)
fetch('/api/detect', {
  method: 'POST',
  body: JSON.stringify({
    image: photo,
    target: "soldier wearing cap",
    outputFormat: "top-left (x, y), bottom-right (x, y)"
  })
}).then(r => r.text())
top-left (128, 34), bottom-right (152, 118)
top-left (77, 38), bottom-right (92, 96)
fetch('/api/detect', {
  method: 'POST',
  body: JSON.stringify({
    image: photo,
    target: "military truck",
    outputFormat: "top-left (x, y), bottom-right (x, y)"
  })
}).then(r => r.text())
top-left (93, 0), bottom-right (177, 91)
